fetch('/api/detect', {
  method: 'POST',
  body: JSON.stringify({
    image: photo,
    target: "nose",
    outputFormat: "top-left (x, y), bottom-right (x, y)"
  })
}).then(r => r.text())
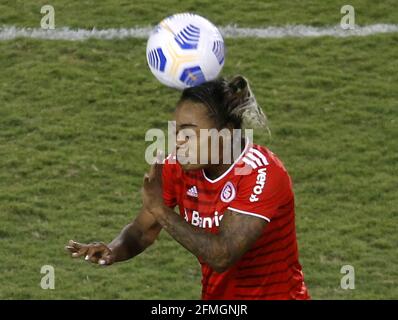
top-left (176, 131), bottom-right (189, 148)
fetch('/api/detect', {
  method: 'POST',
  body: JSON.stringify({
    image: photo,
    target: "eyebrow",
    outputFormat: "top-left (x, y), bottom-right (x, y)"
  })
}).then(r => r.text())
top-left (178, 123), bottom-right (198, 129)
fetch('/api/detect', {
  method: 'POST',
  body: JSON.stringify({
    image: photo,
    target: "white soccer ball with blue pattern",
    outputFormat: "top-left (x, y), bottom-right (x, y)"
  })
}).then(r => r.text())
top-left (146, 13), bottom-right (225, 90)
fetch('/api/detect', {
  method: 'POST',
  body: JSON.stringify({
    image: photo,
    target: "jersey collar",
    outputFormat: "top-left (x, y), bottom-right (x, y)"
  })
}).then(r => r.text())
top-left (201, 137), bottom-right (251, 184)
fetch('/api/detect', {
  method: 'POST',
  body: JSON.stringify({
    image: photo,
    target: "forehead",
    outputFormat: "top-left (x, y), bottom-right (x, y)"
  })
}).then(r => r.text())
top-left (175, 100), bottom-right (214, 128)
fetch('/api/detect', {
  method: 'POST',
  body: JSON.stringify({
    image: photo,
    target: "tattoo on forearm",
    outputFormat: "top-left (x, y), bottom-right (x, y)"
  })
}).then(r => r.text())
top-left (156, 208), bottom-right (266, 271)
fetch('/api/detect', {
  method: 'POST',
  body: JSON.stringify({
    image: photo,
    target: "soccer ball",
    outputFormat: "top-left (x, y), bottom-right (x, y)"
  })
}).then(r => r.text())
top-left (146, 13), bottom-right (225, 90)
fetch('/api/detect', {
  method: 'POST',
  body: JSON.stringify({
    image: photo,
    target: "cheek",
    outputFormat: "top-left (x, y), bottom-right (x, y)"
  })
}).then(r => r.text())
top-left (188, 136), bottom-right (200, 154)
top-left (195, 134), bottom-right (210, 162)
top-left (176, 135), bottom-right (199, 162)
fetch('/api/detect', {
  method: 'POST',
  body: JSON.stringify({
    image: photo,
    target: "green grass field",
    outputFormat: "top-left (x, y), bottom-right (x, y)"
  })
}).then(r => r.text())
top-left (0, 1), bottom-right (397, 299)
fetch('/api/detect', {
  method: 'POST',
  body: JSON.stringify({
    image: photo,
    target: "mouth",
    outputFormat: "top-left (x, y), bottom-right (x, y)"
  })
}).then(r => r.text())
top-left (176, 154), bottom-right (193, 165)
top-left (176, 147), bottom-right (192, 163)
top-left (176, 151), bottom-right (198, 167)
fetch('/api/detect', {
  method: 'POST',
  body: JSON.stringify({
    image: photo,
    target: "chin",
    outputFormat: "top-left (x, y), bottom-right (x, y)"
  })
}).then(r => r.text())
top-left (178, 162), bottom-right (206, 172)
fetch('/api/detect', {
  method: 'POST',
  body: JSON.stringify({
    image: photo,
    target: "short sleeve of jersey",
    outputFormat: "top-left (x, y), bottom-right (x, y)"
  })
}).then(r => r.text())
top-left (227, 163), bottom-right (293, 222)
top-left (162, 157), bottom-right (178, 208)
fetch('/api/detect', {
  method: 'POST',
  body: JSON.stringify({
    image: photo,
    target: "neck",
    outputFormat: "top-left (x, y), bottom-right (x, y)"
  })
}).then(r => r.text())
top-left (204, 138), bottom-right (247, 180)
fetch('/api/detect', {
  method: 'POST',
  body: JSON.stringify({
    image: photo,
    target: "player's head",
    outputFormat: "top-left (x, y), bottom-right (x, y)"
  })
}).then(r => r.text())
top-left (174, 75), bottom-right (267, 170)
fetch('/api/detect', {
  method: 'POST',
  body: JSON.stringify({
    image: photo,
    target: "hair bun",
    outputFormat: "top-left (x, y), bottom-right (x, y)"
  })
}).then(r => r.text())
top-left (228, 75), bottom-right (248, 95)
top-left (225, 75), bottom-right (268, 129)
top-left (179, 75), bottom-right (268, 130)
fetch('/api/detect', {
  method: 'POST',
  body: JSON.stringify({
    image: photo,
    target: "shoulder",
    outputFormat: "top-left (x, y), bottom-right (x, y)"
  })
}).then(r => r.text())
top-left (227, 144), bottom-right (294, 221)
top-left (239, 144), bottom-right (289, 181)
top-left (235, 144), bottom-right (293, 196)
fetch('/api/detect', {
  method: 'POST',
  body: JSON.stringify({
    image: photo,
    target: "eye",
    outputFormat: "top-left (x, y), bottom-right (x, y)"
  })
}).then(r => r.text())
top-left (178, 128), bottom-right (194, 140)
top-left (176, 130), bottom-right (190, 143)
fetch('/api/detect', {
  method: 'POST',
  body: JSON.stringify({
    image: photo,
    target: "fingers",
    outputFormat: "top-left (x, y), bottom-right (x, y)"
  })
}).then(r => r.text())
top-left (65, 241), bottom-right (114, 266)
top-left (147, 151), bottom-right (164, 179)
top-left (98, 254), bottom-right (114, 266)
top-left (73, 246), bottom-right (89, 258)
top-left (145, 162), bottom-right (163, 187)
top-left (155, 150), bottom-right (164, 165)
top-left (65, 240), bottom-right (89, 257)
top-left (65, 245), bottom-right (76, 252)
top-left (68, 240), bottom-right (85, 250)
top-left (65, 240), bottom-right (114, 266)
top-left (154, 161), bottom-right (163, 182)
top-left (154, 150), bottom-right (164, 180)
top-left (85, 244), bottom-right (110, 264)
top-left (147, 162), bottom-right (156, 179)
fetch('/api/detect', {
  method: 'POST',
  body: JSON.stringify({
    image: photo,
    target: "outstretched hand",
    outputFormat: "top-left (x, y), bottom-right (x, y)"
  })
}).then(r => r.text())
top-left (65, 240), bottom-right (115, 266)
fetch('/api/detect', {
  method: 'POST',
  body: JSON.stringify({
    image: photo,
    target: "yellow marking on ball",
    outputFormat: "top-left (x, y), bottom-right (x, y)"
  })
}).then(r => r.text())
top-left (166, 42), bottom-right (198, 77)
top-left (160, 22), bottom-right (176, 36)
top-left (188, 72), bottom-right (197, 81)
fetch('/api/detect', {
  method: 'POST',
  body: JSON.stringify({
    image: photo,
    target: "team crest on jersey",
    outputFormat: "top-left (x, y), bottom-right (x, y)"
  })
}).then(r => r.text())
top-left (220, 182), bottom-right (236, 203)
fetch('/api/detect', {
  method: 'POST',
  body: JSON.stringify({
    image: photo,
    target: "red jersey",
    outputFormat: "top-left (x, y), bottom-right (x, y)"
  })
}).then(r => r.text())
top-left (162, 140), bottom-right (310, 300)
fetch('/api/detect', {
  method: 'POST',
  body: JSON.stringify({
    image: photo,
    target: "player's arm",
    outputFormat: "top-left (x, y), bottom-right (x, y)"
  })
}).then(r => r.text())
top-left (65, 208), bottom-right (162, 265)
top-left (108, 208), bottom-right (162, 262)
top-left (142, 161), bottom-right (267, 273)
top-left (152, 208), bottom-right (266, 273)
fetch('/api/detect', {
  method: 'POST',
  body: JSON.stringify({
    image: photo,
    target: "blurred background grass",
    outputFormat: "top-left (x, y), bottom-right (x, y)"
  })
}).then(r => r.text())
top-left (2, 0), bottom-right (398, 27)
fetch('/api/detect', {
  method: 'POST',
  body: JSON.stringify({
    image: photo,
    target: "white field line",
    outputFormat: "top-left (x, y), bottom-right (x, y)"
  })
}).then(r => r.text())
top-left (0, 24), bottom-right (398, 41)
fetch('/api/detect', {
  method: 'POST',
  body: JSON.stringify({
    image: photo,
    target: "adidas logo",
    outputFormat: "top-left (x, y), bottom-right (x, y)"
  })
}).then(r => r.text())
top-left (242, 148), bottom-right (269, 169)
top-left (187, 186), bottom-right (198, 197)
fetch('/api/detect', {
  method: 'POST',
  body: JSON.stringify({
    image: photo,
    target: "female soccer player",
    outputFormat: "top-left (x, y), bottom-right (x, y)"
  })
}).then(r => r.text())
top-left (66, 76), bottom-right (310, 300)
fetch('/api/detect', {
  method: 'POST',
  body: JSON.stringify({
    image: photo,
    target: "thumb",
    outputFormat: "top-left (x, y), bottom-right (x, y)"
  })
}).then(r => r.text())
top-left (98, 253), bottom-right (114, 266)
